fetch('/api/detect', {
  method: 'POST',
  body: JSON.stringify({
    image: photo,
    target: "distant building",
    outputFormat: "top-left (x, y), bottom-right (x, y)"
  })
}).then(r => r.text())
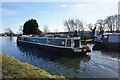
top-left (47, 31), bottom-right (92, 39)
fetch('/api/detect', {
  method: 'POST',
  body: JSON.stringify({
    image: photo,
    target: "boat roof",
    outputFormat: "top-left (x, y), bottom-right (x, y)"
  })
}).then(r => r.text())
top-left (21, 35), bottom-right (33, 37)
top-left (20, 35), bottom-right (81, 39)
top-left (104, 33), bottom-right (120, 36)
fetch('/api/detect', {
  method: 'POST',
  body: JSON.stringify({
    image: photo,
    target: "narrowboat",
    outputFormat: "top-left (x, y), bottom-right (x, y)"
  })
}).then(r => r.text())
top-left (17, 35), bottom-right (91, 56)
top-left (93, 33), bottom-right (120, 51)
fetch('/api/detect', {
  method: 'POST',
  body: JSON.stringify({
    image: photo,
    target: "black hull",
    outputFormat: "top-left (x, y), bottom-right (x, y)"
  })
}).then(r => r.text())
top-left (17, 40), bottom-right (87, 56)
top-left (101, 43), bottom-right (120, 51)
top-left (92, 41), bottom-right (102, 50)
top-left (93, 41), bottom-right (120, 51)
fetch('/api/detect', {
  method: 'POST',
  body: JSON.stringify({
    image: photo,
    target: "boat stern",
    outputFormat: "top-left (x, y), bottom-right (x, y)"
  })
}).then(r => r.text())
top-left (72, 45), bottom-right (91, 55)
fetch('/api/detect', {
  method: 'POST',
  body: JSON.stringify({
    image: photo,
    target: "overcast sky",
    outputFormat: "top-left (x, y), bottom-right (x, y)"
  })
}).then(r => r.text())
top-left (0, 0), bottom-right (119, 33)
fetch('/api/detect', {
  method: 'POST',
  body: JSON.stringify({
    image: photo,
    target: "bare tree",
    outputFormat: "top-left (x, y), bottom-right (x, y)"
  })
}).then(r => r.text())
top-left (5, 28), bottom-right (14, 36)
top-left (64, 21), bottom-right (70, 32)
top-left (94, 19), bottom-right (106, 39)
top-left (105, 16), bottom-right (115, 32)
top-left (64, 18), bottom-right (83, 32)
top-left (74, 19), bottom-right (83, 32)
top-left (95, 19), bottom-right (105, 35)
top-left (115, 14), bottom-right (120, 33)
top-left (87, 23), bottom-right (94, 31)
top-left (19, 26), bottom-right (23, 34)
top-left (118, 15), bottom-right (120, 32)
top-left (104, 14), bottom-right (120, 33)
top-left (87, 23), bottom-right (96, 37)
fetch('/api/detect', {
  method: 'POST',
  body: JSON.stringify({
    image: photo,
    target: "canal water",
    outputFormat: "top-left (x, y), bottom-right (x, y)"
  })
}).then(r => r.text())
top-left (1, 37), bottom-right (120, 78)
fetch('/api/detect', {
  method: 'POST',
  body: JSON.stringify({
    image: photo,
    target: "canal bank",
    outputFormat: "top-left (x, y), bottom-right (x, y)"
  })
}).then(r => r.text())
top-left (1, 54), bottom-right (65, 79)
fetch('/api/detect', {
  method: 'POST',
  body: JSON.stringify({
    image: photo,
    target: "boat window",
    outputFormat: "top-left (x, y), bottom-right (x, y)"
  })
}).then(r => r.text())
top-left (32, 38), bottom-right (47, 43)
top-left (23, 38), bottom-right (27, 41)
top-left (29, 38), bottom-right (35, 42)
top-left (48, 38), bottom-right (65, 46)
top-left (19, 37), bottom-right (27, 41)
top-left (33, 39), bottom-right (36, 42)
top-left (27, 38), bottom-right (30, 41)
top-left (66, 39), bottom-right (71, 47)
top-left (21, 37), bottom-right (24, 40)
top-left (104, 35), bottom-right (108, 39)
top-left (29, 38), bottom-right (33, 42)
top-left (22, 37), bottom-right (25, 41)
top-left (74, 40), bottom-right (79, 48)
top-left (62, 41), bottom-right (65, 45)
top-left (37, 38), bottom-right (47, 44)
top-left (19, 37), bottom-right (22, 40)
top-left (109, 35), bottom-right (119, 42)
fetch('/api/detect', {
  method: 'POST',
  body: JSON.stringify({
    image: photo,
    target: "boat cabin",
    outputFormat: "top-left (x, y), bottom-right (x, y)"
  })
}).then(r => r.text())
top-left (102, 33), bottom-right (120, 43)
top-left (18, 35), bottom-right (82, 48)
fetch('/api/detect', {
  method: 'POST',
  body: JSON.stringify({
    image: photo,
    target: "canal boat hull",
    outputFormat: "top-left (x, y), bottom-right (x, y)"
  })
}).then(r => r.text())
top-left (93, 42), bottom-right (120, 51)
top-left (17, 40), bottom-right (88, 56)
top-left (93, 33), bottom-right (120, 51)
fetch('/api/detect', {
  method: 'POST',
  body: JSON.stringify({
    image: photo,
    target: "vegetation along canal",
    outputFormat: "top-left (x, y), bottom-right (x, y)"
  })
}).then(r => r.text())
top-left (1, 37), bottom-right (120, 78)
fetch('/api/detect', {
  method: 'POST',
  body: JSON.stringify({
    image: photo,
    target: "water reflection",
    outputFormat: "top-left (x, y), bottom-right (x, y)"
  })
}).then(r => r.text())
top-left (92, 44), bottom-right (120, 59)
top-left (101, 50), bottom-right (120, 59)
top-left (17, 43), bottom-right (91, 70)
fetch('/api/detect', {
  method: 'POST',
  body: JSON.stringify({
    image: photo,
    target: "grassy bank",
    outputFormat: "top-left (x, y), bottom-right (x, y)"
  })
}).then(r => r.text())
top-left (1, 54), bottom-right (65, 79)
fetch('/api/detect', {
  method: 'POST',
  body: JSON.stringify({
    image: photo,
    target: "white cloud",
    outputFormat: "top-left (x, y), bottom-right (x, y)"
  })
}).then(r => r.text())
top-left (60, 5), bottom-right (67, 8)
top-left (64, 2), bottom-right (118, 23)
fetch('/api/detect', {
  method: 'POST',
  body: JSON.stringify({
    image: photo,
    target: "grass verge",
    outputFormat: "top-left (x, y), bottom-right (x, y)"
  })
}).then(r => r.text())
top-left (1, 54), bottom-right (65, 79)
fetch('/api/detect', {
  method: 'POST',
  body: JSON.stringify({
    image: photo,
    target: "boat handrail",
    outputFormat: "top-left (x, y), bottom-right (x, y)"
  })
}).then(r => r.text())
top-left (20, 36), bottom-right (81, 40)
